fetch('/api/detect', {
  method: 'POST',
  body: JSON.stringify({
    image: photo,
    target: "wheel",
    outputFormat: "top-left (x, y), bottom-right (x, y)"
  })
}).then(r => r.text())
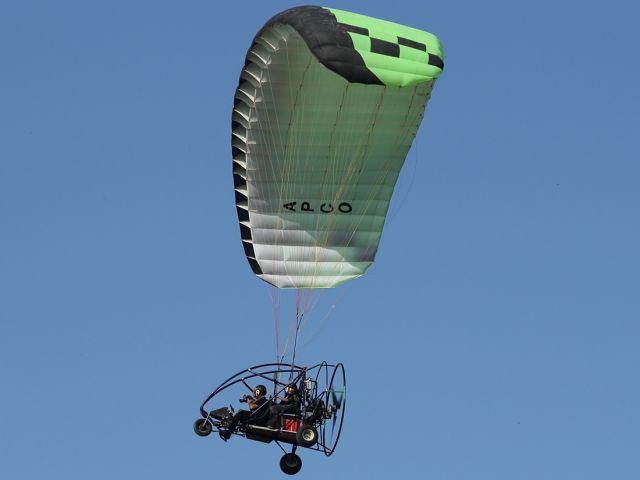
top-left (193, 418), bottom-right (213, 437)
top-left (295, 425), bottom-right (318, 447)
top-left (280, 453), bottom-right (302, 475)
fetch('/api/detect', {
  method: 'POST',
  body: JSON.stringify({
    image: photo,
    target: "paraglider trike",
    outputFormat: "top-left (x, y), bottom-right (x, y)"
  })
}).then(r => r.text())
top-left (193, 362), bottom-right (346, 475)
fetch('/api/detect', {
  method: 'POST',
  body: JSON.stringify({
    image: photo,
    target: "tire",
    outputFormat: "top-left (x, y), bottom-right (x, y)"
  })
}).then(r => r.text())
top-left (193, 418), bottom-right (213, 437)
top-left (295, 425), bottom-right (318, 447)
top-left (280, 453), bottom-right (302, 475)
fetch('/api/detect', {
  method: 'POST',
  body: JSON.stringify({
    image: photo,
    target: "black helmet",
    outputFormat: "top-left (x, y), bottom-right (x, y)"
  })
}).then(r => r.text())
top-left (286, 383), bottom-right (298, 393)
top-left (254, 385), bottom-right (267, 396)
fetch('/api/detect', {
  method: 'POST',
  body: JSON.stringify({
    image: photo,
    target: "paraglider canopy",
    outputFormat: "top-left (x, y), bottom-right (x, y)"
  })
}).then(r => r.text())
top-left (232, 6), bottom-right (444, 289)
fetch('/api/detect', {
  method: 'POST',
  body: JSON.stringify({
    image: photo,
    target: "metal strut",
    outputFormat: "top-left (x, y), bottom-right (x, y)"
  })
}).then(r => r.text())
top-left (290, 311), bottom-right (303, 376)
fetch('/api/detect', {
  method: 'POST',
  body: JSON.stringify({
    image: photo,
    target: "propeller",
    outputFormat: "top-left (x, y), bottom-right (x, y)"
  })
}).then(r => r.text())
top-left (331, 389), bottom-right (343, 410)
top-left (328, 388), bottom-right (344, 430)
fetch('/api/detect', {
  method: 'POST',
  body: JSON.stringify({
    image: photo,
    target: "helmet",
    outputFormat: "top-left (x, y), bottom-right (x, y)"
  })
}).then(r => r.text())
top-left (254, 385), bottom-right (267, 397)
top-left (286, 383), bottom-right (298, 393)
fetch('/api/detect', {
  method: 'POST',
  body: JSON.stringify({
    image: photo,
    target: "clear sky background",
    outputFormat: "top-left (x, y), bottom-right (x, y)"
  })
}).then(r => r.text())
top-left (2, 1), bottom-right (639, 479)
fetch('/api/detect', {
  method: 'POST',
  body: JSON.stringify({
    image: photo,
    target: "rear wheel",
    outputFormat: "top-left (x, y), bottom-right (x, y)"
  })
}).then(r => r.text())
top-left (280, 453), bottom-right (302, 475)
top-left (295, 425), bottom-right (318, 447)
top-left (193, 418), bottom-right (213, 437)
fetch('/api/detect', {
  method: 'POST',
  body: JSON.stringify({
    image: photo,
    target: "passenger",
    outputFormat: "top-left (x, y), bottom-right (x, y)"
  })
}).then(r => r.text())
top-left (266, 383), bottom-right (300, 428)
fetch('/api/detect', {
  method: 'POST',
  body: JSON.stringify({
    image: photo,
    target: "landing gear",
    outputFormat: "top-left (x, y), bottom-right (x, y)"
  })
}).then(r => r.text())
top-left (279, 452), bottom-right (302, 475)
top-left (295, 425), bottom-right (318, 447)
top-left (193, 418), bottom-right (213, 437)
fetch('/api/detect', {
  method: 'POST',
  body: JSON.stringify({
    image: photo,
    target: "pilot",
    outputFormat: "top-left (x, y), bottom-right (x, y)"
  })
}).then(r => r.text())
top-left (220, 384), bottom-right (269, 440)
top-left (266, 383), bottom-right (300, 428)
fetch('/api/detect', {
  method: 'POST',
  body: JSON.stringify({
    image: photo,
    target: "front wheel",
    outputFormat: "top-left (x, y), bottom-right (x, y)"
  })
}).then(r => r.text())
top-left (296, 425), bottom-right (318, 447)
top-left (193, 418), bottom-right (213, 437)
top-left (280, 453), bottom-right (302, 475)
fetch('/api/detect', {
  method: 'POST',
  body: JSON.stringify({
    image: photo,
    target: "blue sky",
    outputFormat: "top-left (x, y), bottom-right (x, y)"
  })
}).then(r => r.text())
top-left (1, 1), bottom-right (639, 478)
